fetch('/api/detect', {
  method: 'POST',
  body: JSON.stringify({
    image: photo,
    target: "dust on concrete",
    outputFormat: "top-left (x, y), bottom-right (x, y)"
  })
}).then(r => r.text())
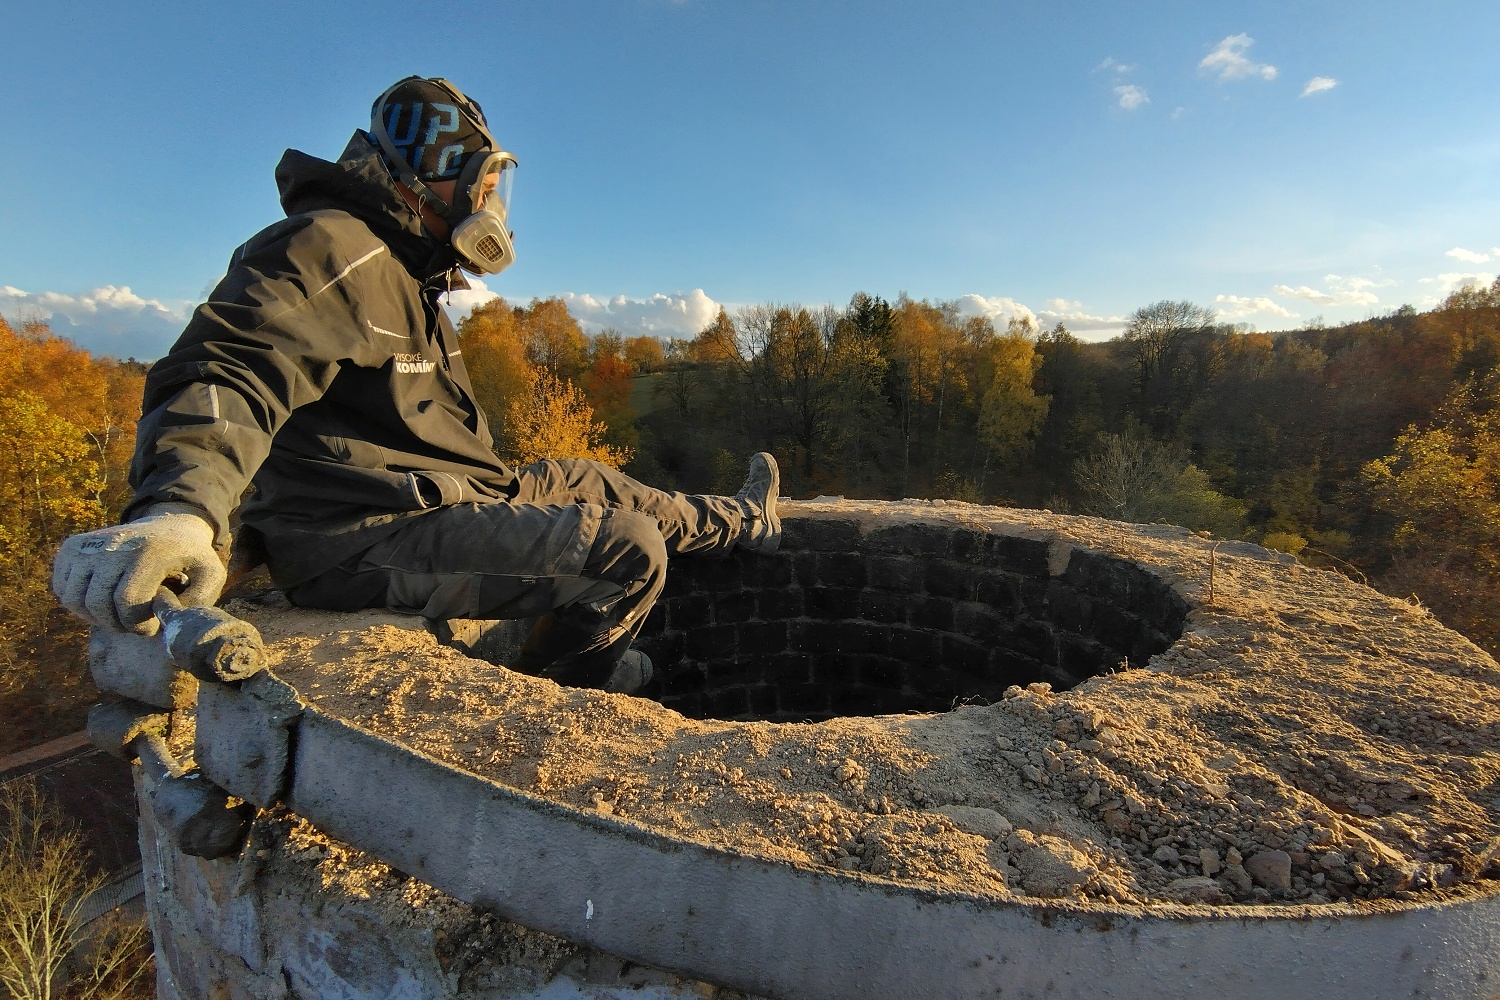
top-left (229, 500), bottom-right (1500, 911)
top-left (254, 808), bottom-right (747, 997)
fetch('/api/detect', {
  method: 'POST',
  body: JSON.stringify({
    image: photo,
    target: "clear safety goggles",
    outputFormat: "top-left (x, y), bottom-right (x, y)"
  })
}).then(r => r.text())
top-left (458, 150), bottom-right (516, 219)
top-left (449, 150), bottom-right (518, 275)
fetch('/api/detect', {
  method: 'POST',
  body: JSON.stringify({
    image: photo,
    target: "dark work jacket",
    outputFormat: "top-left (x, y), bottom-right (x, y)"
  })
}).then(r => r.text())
top-left (128, 133), bottom-right (518, 585)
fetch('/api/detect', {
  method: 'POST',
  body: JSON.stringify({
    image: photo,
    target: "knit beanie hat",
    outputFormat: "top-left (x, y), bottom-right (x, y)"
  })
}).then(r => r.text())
top-left (372, 78), bottom-right (491, 182)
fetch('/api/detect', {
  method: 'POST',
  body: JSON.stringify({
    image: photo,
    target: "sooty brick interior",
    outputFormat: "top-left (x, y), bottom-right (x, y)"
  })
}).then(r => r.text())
top-left (633, 515), bottom-right (1188, 723)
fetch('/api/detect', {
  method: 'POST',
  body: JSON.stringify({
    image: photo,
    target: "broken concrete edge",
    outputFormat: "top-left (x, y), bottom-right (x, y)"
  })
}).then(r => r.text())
top-left (190, 526), bottom-right (1499, 930)
top-left (133, 766), bottom-right (761, 1000)
top-left (168, 499), bottom-right (1500, 997)
top-left (181, 696), bottom-right (1500, 1000)
top-left (269, 696), bottom-right (1498, 923)
top-left (193, 677), bottom-right (1193, 923)
top-left (195, 670), bottom-right (305, 810)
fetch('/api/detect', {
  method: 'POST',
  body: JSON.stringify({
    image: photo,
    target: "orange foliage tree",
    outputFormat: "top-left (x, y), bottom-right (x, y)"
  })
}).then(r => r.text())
top-left (504, 368), bottom-right (631, 468)
top-left (455, 298), bottom-right (532, 425)
top-left (584, 331), bottom-right (640, 455)
top-left (623, 335), bottom-right (666, 374)
top-left (888, 298), bottom-right (981, 493)
top-left (584, 331), bottom-right (636, 419)
top-left (456, 298), bottom-right (630, 468)
top-left (1364, 377), bottom-right (1500, 653)
top-left (976, 324), bottom-right (1050, 478)
top-left (0, 317), bottom-right (144, 751)
top-left (516, 297), bottom-right (589, 382)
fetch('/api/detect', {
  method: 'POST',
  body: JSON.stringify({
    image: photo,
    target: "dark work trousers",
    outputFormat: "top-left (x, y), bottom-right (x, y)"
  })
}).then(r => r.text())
top-left (288, 458), bottom-right (747, 687)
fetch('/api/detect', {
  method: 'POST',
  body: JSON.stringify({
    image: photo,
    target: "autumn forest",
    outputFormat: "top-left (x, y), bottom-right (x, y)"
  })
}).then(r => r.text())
top-left (4, 280), bottom-right (1499, 751)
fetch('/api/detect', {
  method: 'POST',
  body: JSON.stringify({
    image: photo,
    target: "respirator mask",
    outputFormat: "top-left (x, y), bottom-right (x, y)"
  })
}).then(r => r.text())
top-left (370, 76), bottom-right (518, 276)
top-left (445, 148), bottom-right (517, 275)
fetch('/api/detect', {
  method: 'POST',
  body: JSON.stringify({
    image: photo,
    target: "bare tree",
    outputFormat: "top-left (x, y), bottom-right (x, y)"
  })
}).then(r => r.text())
top-left (1122, 300), bottom-right (1217, 432)
top-left (0, 779), bottom-right (151, 999)
top-left (1073, 428), bottom-right (1245, 534)
top-left (1123, 300), bottom-right (1215, 382)
top-left (739, 305), bottom-right (841, 478)
top-left (654, 338), bottom-right (699, 417)
top-left (1072, 430), bottom-right (1182, 522)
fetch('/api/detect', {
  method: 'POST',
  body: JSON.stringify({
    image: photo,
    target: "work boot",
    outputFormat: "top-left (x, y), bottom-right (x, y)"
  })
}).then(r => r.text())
top-left (522, 613), bottom-right (654, 696)
top-left (735, 452), bottom-right (781, 553)
top-left (605, 648), bottom-right (654, 695)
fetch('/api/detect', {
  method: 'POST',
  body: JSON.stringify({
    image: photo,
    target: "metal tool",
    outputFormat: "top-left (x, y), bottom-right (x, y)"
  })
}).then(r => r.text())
top-left (154, 587), bottom-right (267, 683)
top-left (89, 698), bottom-right (254, 860)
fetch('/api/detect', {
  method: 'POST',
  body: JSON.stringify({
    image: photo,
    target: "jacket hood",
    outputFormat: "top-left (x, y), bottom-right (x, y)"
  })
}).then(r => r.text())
top-left (275, 132), bottom-right (464, 284)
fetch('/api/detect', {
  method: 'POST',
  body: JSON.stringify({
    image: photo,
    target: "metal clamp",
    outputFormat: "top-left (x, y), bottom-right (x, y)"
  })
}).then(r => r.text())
top-left (88, 699), bottom-right (254, 860)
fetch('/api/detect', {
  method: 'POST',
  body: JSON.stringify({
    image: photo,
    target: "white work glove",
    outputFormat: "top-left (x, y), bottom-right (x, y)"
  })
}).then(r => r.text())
top-left (52, 509), bottom-right (226, 635)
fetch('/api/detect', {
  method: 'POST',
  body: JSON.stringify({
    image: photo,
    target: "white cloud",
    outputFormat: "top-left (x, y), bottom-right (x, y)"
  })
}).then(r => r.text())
top-left (560, 289), bottom-right (722, 337)
top-left (0, 284), bottom-right (190, 359)
top-left (440, 276), bottom-right (502, 319)
top-left (1446, 247), bottom-right (1491, 264)
top-left (1199, 34), bottom-right (1278, 82)
top-left (1170, 106), bottom-right (1188, 121)
top-left (442, 284), bottom-right (724, 338)
top-left (1272, 273), bottom-right (1382, 307)
top-left (1300, 76), bottom-right (1338, 97)
top-left (1271, 285), bottom-right (1340, 305)
top-left (1214, 294), bottom-right (1298, 320)
top-left (953, 295), bottom-right (1037, 328)
top-left (1418, 272), bottom-right (1496, 296)
top-left (1094, 57), bottom-right (1136, 74)
top-left (928, 294), bottom-right (1127, 339)
top-left (1328, 274), bottom-right (1387, 293)
top-left (1035, 302), bottom-right (1129, 336)
top-left (1114, 84), bottom-right (1149, 110)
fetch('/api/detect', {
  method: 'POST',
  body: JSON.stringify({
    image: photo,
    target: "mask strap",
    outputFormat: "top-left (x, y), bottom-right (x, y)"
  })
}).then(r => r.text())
top-left (428, 79), bottom-right (504, 228)
top-left (370, 77), bottom-right (454, 215)
top-left (429, 78), bottom-right (499, 149)
top-left (371, 77), bottom-right (513, 231)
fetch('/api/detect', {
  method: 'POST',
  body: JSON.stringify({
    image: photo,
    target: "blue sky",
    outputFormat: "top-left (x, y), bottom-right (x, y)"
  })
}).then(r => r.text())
top-left (3, 1), bottom-right (1498, 358)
